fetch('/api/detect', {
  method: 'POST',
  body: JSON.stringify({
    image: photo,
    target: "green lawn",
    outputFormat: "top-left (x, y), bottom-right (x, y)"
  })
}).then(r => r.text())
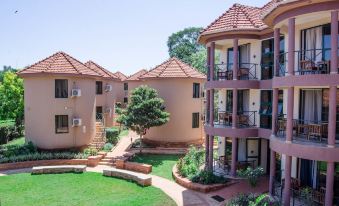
top-left (131, 154), bottom-right (182, 181)
top-left (2, 137), bottom-right (25, 147)
top-left (0, 172), bottom-right (176, 206)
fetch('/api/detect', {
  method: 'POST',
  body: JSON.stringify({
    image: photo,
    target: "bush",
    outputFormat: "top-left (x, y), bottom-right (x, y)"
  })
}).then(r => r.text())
top-left (83, 148), bottom-right (98, 156)
top-left (227, 193), bottom-right (256, 206)
top-left (237, 167), bottom-right (264, 187)
top-left (0, 141), bottom-right (37, 158)
top-left (103, 143), bottom-right (113, 152)
top-left (190, 170), bottom-right (228, 185)
top-left (106, 128), bottom-right (119, 145)
top-left (177, 146), bottom-right (205, 179)
top-left (227, 193), bottom-right (280, 206)
top-left (0, 152), bottom-right (89, 164)
top-left (0, 121), bottom-right (20, 144)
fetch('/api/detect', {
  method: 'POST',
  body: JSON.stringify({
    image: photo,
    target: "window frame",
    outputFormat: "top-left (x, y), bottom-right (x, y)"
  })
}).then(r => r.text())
top-left (96, 81), bottom-right (103, 95)
top-left (192, 112), bottom-right (200, 128)
top-left (55, 115), bottom-right (69, 134)
top-left (124, 83), bottom-right (128, 91)
top-left (193, 83), bottom-right (200, 98)
top-left (55, 79), bottom-right (68, 98)
top-left (123, 97), bottom-right (128, 104)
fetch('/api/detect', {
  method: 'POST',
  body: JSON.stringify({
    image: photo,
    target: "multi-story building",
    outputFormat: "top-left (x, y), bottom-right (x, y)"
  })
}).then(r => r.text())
top-left (123, 57), bottom-right (206, 147)
top-left (199, 0), bottom-right (339, 205)
top-left (18, 52), bottom-right (122, 149)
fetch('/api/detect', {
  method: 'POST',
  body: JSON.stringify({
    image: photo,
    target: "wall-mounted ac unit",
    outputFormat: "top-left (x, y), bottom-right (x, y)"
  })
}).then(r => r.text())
top-left (105, 85), bottom-right (112, 92)
top-left (105, 107), bottom-right (112, 114)
top-left (71, 89), bottom-right (81, 97)
top-left (72, 118), bottom-right (82, 127)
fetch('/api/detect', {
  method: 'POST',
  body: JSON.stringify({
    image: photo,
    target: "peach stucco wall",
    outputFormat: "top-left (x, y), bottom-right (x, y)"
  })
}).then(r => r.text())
top-left (24, 75), bottom-right (97, 149)
top-left (126, 78), bottom-right (205, 144)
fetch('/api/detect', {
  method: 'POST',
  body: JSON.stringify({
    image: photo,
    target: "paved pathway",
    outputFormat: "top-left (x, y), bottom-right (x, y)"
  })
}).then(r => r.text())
top-left (106, 130), bottom-right (139, 159)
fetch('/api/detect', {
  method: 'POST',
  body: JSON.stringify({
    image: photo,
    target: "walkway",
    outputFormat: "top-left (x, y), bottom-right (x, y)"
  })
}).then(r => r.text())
top-left (106, 130), bottom-right (138, 159)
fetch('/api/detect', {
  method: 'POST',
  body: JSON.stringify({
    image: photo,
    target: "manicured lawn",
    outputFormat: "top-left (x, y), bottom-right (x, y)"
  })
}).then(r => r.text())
top-left (0, 172), bottom-right (176, 206)
top-left (131, 154), bottom-right (182, 181)
top-left (2, 137), bottom-right (25, 147)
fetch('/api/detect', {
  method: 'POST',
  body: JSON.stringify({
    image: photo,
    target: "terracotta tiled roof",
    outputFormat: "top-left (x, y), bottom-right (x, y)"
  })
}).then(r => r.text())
top-left (126, 69), bottom-right (148, 81)
top-left (200, 1), bottom-right (280, 36)
top-left (114, 71), bottom-right (127, 81)
top-left (139, 57), bottom-right (206, 79)
top-left (85, 61), bottom-right (119, 80)
top-left (18, 51), bottom-right (99, 77)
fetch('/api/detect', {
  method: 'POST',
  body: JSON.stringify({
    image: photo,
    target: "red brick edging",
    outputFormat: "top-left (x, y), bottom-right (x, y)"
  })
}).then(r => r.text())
top-left (172, 164), bottom-right (232, 193)
top-left (116, 159), bottom-right (152, 174)
top-left (0, 152), bottom-right (107, 171)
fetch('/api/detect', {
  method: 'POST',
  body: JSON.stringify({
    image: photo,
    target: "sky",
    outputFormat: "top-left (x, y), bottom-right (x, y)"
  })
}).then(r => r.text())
top-left (0, 0), bottom-right (268, 75)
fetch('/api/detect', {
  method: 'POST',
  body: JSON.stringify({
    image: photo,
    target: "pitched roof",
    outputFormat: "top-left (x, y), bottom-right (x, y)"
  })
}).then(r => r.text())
top-left (200, 1), bottom-right (280, 36)
top-left (139, 57), bottom-right (206, 79)
top-left (84, 61), bottom-right (119, 80)
top-left (18, 51), bottom-right (99, 77)
top-left (114, 71), bottom-right (128, 81)
top-left (126, 69), bottom-right (148, 81)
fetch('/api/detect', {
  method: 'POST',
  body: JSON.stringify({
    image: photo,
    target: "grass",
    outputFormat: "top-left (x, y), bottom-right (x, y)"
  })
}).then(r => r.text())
top-left (0, 119), bottom-right (15, 127)
top-left (2, 137), bottom-right (25, 147)
top-left (0, 172), bottom-right (176, 206)
top-left (131, 154), bottom-right (182, 181)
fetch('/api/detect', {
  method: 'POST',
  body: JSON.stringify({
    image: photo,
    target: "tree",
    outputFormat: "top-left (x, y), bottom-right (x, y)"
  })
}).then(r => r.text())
top-left (167, 27), bottom-right (207, 73)
top-left (0, 71), bottom-right (24, 123)
top-left (0, 66), bottom-right (17, 82)
top-left (122, 86), bottom-right (169, 152)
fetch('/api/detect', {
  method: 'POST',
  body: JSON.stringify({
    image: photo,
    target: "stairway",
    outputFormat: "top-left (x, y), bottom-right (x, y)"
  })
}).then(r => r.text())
top-left (89, 122), bottom-right (106, 150)
top-left (98, 156), bottom-right (116, 166)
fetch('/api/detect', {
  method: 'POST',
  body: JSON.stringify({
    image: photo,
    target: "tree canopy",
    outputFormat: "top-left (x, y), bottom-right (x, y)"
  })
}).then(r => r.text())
top-left (121, 86), bottom-right (169, 150)
top-left (0, 71), bottom-right (24, 122)
top-left (167, 27), bottom-right (207, 74)
top-left (0, 66), bottom-right (17, 82)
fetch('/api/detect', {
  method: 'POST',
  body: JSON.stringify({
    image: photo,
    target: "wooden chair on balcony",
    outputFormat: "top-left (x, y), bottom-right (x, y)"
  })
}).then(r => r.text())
top-left (300, 60), bottom-right (316, 75)
top-left (312, 187), bottom-right (325, 206)
top-left (217, 71), bottom-right (227, 80)
top-left (308, 123), bottom-right (328, 142)
top-left (277, 119), bottom-right (287, 136)
top-left (218, 112), bottom-right (227, 125)
top-left (238, 68), bottom-right (250, 80)
top-left (238, 114), bottom-right (249, 127)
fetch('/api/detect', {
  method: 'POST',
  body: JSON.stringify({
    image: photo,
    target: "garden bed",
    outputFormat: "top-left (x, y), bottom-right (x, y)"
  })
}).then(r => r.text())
top-left (172, 164), bottom-right (234, 193)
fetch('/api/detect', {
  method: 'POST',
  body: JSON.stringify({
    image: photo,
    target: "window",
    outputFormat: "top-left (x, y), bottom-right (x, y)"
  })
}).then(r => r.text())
top-left (96, 81), bottom-right (103, 94)
top-left (123, 97), bottom-right (128, 104)
top-left (96, 106), bottom-right (103, 120)
top-left (124, 83), bottom-right (128, 91)
top-left (193, 83), bottom-right (200, 98)
top-left (55, 79), bottom-right (68, 98)
top-left (192, 113), bottom-right (200, 128)
top-left (55, 115), bottom-right (69, 133)
top-left (259, 90), bottom-right (272, 129)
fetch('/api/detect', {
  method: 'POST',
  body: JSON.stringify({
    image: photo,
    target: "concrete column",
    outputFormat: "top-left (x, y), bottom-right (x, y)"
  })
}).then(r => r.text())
top-left (206, 90), bottom-right (210, 125)
top-left (331, 11), bottom-right (338, 74)
top-left (325, 162), bottom-right (335, 206)
top-left (210, 42), bottom-right (215, 81)
top-left (233, 39), bottom-right (239, 80)
top-left (274, 28), bottom-right (281, 76)
top-left (283, 155), bottom-right (292, 206)
top-left (205, 135), bottom-right (209, 169)
top-left (232, 89), bottom-right (238, 128)
top-left (328, 85), bottom-right (337, 147)
top-left (209, 89), bottom-right (214, 126)
top-left (272, 88), bottom-right (279, 135)
top-left (269, 150), bottom-right (276, 195)
top-left (207, 46), bottom-right (211, 81)
top-left (286, 87), bottom-right (294, 142)
top-left (288, 18), bottom-right (295, 76)
top-left (208, 135), bottom-right (214, 171)
top-left (231, 137), bottom-right (237, 176)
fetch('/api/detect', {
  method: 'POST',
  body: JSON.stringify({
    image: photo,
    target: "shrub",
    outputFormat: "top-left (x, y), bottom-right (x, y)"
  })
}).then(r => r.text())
top-left (103, 143), bottom-right (113, 152)
top-left (0, 121), bottom-right (18, 144)
top-left (227, 193), bottom-right (256, 206)
top-left (0, 141), bottom-right (37, 158)
top-left (106, 128), bottom-right (119, 145)
top-left (83, 148), bottom-right (98, 156)
top-left (190, 170), bottom-right (228, 185)
top-left (227, 193), bottom-right (280, 206)
top-left (237, 167), bottom-right (264, 187)
top-left (177, 146), bottom-right (205, 179)
top-left (0, 152), bottom-right (89, 164)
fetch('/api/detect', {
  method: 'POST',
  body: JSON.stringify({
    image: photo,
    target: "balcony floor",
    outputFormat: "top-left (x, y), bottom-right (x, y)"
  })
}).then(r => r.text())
top-left (275, 133), bottom-right (339, 147)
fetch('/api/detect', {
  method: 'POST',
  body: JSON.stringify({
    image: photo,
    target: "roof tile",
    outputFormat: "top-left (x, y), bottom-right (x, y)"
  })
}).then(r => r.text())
top-left (85, 61), bottom-right (119, 80)
top-left (126, 69), bottom-right (148, 81)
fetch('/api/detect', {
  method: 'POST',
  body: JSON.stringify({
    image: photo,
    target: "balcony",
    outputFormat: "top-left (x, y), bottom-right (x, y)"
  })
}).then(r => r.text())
top-left (211, 63), bottom-right (258, 81)
top-left (276, 48), bottom-right (336, 77)
top-left (214, 110), bottom-right (257, 128)
top-left (275, 118), bottom-right (339, 147)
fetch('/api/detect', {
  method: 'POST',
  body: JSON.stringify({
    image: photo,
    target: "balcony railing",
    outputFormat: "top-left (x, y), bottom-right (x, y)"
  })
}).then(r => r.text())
top-left (212, 63), bottom-right (258, 81)
top-left (276, 48), bottom-right (334, 77)
top-left (214, 110), bottom-right (257, 128)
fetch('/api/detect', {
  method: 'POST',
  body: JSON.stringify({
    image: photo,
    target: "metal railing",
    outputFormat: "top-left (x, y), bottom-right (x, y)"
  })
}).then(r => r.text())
top-left (211, 63), bottom-right (258, 81)
top-left (214, 110), bottom-right (257, 128)
top-left (276, 48), bottom-right (333, 77)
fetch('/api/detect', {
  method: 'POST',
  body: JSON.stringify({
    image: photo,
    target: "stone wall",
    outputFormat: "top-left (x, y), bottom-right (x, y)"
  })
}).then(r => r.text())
top-left (115, 159), bottom-right (152, 174)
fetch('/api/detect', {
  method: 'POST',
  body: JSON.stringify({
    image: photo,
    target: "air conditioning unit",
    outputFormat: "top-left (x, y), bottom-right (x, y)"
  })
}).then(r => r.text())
top-left (105, 85), bottom-right (112, 92)
top-left (71, 89), bottom-right (81, 97)
top-left (105, 107), bottom-right (112, 114)
top-left (72, 118), bottom-right (82, 127)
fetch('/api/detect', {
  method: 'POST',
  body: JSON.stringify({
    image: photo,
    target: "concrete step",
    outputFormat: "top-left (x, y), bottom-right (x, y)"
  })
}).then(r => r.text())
top-left (101, 158), bottom-right (114, 162)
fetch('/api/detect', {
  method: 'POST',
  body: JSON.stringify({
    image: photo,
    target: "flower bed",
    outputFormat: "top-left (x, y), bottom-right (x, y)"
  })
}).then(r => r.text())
top-left (172, 164), bottom-right (233, 193)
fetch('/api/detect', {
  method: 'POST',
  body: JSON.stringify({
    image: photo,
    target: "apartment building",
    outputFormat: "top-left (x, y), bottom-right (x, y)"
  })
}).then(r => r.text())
top-left (123, 57), bottom-right (206, 147)
top-left (18, 52), bottom-right (121, 149)
top-left (199, 0), bottom-right (339, 205)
